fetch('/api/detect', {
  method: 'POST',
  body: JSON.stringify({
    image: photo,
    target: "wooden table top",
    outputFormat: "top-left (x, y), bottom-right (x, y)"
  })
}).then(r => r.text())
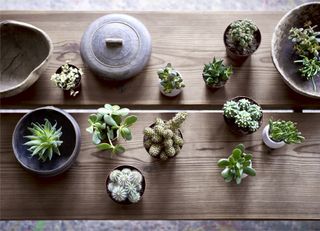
top-left (1, 11), bottom-right (319, 109)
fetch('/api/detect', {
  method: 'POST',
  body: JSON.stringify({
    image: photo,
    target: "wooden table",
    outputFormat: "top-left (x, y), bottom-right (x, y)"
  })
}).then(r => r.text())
top-left (0, 12), bottom-right (320, 220)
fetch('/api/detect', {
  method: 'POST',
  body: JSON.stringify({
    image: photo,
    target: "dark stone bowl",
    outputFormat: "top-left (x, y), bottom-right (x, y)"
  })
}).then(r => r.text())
top-left (12, 106), bottom-right (81, 177)
top-left (271, 2), bottom-right (320, 98)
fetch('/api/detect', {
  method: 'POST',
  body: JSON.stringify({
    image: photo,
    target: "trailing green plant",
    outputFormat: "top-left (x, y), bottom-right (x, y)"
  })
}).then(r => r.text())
top-left (24, 119), bottom-right (63, 162)
top-left (107, 168), bottom-right (143, 203)
top-left (268, 118), bottom-right (305, 144)
top-left (217, 144), bottom-right (256, 184)
top-left (86, 104), bottom-right (137, 155)
top-left (51, 62), bottom-right (83, 96)
top-left (294, 56), bottom-right (320, 91)
top-left (223, 98), bottom-right (262, 132)
top-left (227, 19), bottom-right (259, 54)
top-left (202, 57), bottom-right (233, 86)
top-left (143, 112), bottom-right (187, 160)
top-left (158, 63), bottom-right (185, 93)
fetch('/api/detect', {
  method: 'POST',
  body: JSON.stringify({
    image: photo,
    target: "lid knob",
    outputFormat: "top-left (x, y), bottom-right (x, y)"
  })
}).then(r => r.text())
top-left (105, 38), bottom-right (123, 47)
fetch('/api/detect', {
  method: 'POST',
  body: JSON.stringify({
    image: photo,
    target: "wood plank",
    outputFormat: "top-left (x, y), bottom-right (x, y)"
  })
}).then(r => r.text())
top-left (1, 112), bottom-right (319, 219)
top-left (1, 12), bottom-right (320, 109)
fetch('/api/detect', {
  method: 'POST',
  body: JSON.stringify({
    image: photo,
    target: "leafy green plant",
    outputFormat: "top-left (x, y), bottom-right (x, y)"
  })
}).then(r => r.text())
top-left (107, 168), bottom-right (143, 203)
top-left (294, 56), bottom-right (320, 91)
top-left (202, 57), bottom-right (233, 86)
top-left (144, 112), bottom-right (187, 160)
top-left (158, 63), bottom-right (185, 93)
top-left (86, 104), bottom-right (137, 155)
top-left (217, 144), bottom-right (256, 184)
top-left (268, 118), bottom-right (305, 144)
top-left (223, 98), bottom-right (262, 132)
top-left (24, 119), bottom-right (63, 162)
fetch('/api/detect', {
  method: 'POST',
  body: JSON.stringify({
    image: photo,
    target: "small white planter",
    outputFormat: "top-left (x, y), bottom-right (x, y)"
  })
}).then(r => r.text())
top-left (159, 83), bottom-right (182, 97)
top-left (262, 125), bottom-right (286, 149)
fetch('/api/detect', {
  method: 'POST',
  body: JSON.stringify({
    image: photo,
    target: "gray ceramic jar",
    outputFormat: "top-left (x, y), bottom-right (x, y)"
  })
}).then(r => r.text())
top-left (80, 14), bottom-right (152, 81)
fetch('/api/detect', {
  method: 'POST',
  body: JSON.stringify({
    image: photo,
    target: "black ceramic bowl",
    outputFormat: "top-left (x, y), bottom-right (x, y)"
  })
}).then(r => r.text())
top-left (12, 106), bottom-right (81, 177)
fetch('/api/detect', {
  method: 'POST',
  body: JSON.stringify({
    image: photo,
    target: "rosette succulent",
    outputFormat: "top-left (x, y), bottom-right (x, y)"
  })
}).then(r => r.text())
top-left (202, 57), bottom-right (233, 87)
top-left (158, 63), bottom-right (185, 94)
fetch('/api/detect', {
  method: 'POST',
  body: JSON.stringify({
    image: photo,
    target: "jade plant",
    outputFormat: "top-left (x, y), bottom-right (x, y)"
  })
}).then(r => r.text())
top-left (51, 62), bottom-right (83, 96)
top-left (288, 21), bottom-right (320, 91)
top-left (217, 144), bottom-right (256, 184)
top-left (24, 119), bottom-right (63, 162)
top-left (143, 112), bottom-right (187, 160)
top-left (158, 63), bottom-right (185, 95)
top-left (223, 98), bottom-right (262, 132)
top-left (268, 118), bottom-right (305, 144)
top-left (107, 167), bottom-right (144, 203)
top-left (202, 57), bottom-right (233, 87)
top-left (86, 104), bottom-right (137, 155)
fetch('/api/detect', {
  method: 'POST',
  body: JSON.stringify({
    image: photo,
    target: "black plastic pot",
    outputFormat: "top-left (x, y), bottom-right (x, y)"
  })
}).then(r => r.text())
top-left (12, 106), bottom-right (81, 177)
top-left (55, 64), bottom-right (82, 95)
top-left (223, 96), bottom-right (263, 135)
top-left (106, 165), bottom-right (146, 204)
top-left (223, 21), bottom-right (261, 61)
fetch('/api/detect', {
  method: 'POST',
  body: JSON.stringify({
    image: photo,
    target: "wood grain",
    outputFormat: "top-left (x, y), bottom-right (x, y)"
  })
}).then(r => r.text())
top-left (1, 12), bottom-right (320, 109)
top-left (1, 112), bottom-right (319, 219)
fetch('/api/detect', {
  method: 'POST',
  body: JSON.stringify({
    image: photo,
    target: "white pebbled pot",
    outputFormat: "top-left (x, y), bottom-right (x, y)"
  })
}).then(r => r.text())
top-left (262, 125), bottom-right (286, 149)
top-left (159, 82), bottom-right (182, 97)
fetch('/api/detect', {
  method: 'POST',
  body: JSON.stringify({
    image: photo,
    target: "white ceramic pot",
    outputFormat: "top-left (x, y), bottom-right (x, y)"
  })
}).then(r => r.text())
top-left (159, 82), bottom-right (182, 97)
top-left (262, 125), bottom-right (286, 149)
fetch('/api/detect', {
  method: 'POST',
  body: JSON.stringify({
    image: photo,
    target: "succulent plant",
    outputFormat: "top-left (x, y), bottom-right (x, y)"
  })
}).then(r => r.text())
top-left (223, 98), bottom-right (262, 132)
top-left (227, 19), bottom-right (258, 54)
top-left (107, 168), bottom-right (143, 203)
top-left (294, 56), bottom-right (320, 91)
top-left (158, 63), bottom-right (185, 94)
top-left (202, 57), bottom-right (233, 87)
top-left (217, 144), bottom-right (256, 184)
top-left (86, 104), bottom-right (137, 155)
top-left (143, 112), bottom-right (187, 160)
top-left (268, 118), bottom-right (305, 144)
top-left (24, 119), bottom-right (63, 162)
top-left (51, 61), bottom-right (83, 97)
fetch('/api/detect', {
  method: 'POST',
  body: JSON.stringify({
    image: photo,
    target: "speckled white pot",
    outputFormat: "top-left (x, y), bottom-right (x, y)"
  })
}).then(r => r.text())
top-left (262, 125), bottom-right (286, 149)
top-left (159, 82), bottom-right (182, 97)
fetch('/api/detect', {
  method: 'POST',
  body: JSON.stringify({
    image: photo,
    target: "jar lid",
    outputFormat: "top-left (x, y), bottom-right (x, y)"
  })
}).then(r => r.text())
top-left (80, 14), bottom-right (152, 81)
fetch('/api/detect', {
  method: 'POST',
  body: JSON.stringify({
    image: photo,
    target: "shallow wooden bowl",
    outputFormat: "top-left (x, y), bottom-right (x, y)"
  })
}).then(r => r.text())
top-left (0, 20), bottom-right (53, 98)
top-left (271, 2), bottom-right (320, 99)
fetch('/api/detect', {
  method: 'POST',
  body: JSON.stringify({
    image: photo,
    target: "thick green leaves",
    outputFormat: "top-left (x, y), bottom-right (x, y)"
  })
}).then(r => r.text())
top-left (104, 115), bottom-right (118, 127)
top-left (217, 159), bottom-right (230, 168)
top-left (232, 148), bottom-right (242, 160)
top-left (123, 115), bottom-right (138, 127)
top-left (97, 143), bottom-right (113, 151)
top-left (243, 167), bottom-right (256, 176)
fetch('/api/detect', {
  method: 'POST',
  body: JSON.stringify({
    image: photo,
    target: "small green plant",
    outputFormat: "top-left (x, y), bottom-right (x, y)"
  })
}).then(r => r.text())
top-left (51, 62), bottom-right (83, 96)
top-left (202, 57), bottom-right (233, 86)
top-left (144, 112), bottom-right (187, 160)
top-left (107, 168), bottom-right (143, 203)
top-left (86, 104), bottom-right (137, 155)
top-left (217, 144), bottom-right (256, 184)
top-left (268, 118), bottom-right (305, 144)
top-left (223, 98), bottom-right (262, 132)
top-left (24, 119), bottom-right (63, 162)
top-left (294, 56), bottom-right (320, 91)
top-left (227, 19), bottom-right (258, 54)
top-left (158, 63), bottom-right (185, 93)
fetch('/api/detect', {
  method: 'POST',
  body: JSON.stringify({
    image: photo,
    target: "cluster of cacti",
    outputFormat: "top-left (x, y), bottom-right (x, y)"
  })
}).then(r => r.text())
top-left (107, 168), bottom-right (143, 203)
top-left (24, 119), bottom-right (63, 162)
top-left (158, 63), bottom-right (185, 93)
top-left (223, 98), bottom-right (262, 132)
top-left (143, 112), bottom-right (187, 160)
top-left (51, 62), bottom-right (83, 96)
top-left (202, 57), bottom-right (233, 86)
top-left (227, 19), bottom-right (258, 54)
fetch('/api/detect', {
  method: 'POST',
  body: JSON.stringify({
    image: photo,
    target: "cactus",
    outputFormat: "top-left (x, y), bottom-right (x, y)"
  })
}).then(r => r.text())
top-left (158, 63), bottom-right (185, 93)
top-left (143, 112), bottom-right (187, 160)
top-left (202, 57), bottom-right (233, 87)
top-left (107, 168), bottom-right (143, 203)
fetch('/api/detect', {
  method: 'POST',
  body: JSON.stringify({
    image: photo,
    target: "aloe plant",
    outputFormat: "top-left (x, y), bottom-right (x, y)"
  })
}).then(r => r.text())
top-left (202, 57), bottom-right (233, 86)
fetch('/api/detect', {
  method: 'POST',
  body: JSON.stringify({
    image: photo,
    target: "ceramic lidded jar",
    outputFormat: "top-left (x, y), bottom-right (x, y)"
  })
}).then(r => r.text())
top-left (80, 14), bottom-right (152, 81)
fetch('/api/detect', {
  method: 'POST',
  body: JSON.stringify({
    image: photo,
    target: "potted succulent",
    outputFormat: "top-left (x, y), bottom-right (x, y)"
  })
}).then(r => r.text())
top-left (106, 165), bottom-right (145, 204)
top-left (86, 104), bottom-right (137, 155)
top-left (224, 19), bottom-right (261, 60)
top-left (51, 61), bottom-right (83, 97)
top-left (217, 144), bottom-right (256, 184)
top-left (223, 97), bottom-right (263, 135)
top-left (158, 63), bottom-right (185, 97)
top-left (12, 106), bottom-right (81, 177)
top-left (202, 57), bottom-right (233, 88)
top-left (262, 118), bottom-right (305, 149)
top-left (143, 112), bottom-right (187, 160)
top-left (288, 21), bottom-right (320, 91)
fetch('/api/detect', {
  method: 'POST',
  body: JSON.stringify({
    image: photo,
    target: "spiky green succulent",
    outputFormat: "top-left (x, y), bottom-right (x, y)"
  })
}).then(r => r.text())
top-left (24, 119), bottom-right (63, 162)
top-left (144, 112), bottom-right (187, 160)
top-left (202, 57), bottom-right (233, 87)
top-left (158, 63), bottom-right (185, 93)
top-left (108, 168), bottom-right (143, 203)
